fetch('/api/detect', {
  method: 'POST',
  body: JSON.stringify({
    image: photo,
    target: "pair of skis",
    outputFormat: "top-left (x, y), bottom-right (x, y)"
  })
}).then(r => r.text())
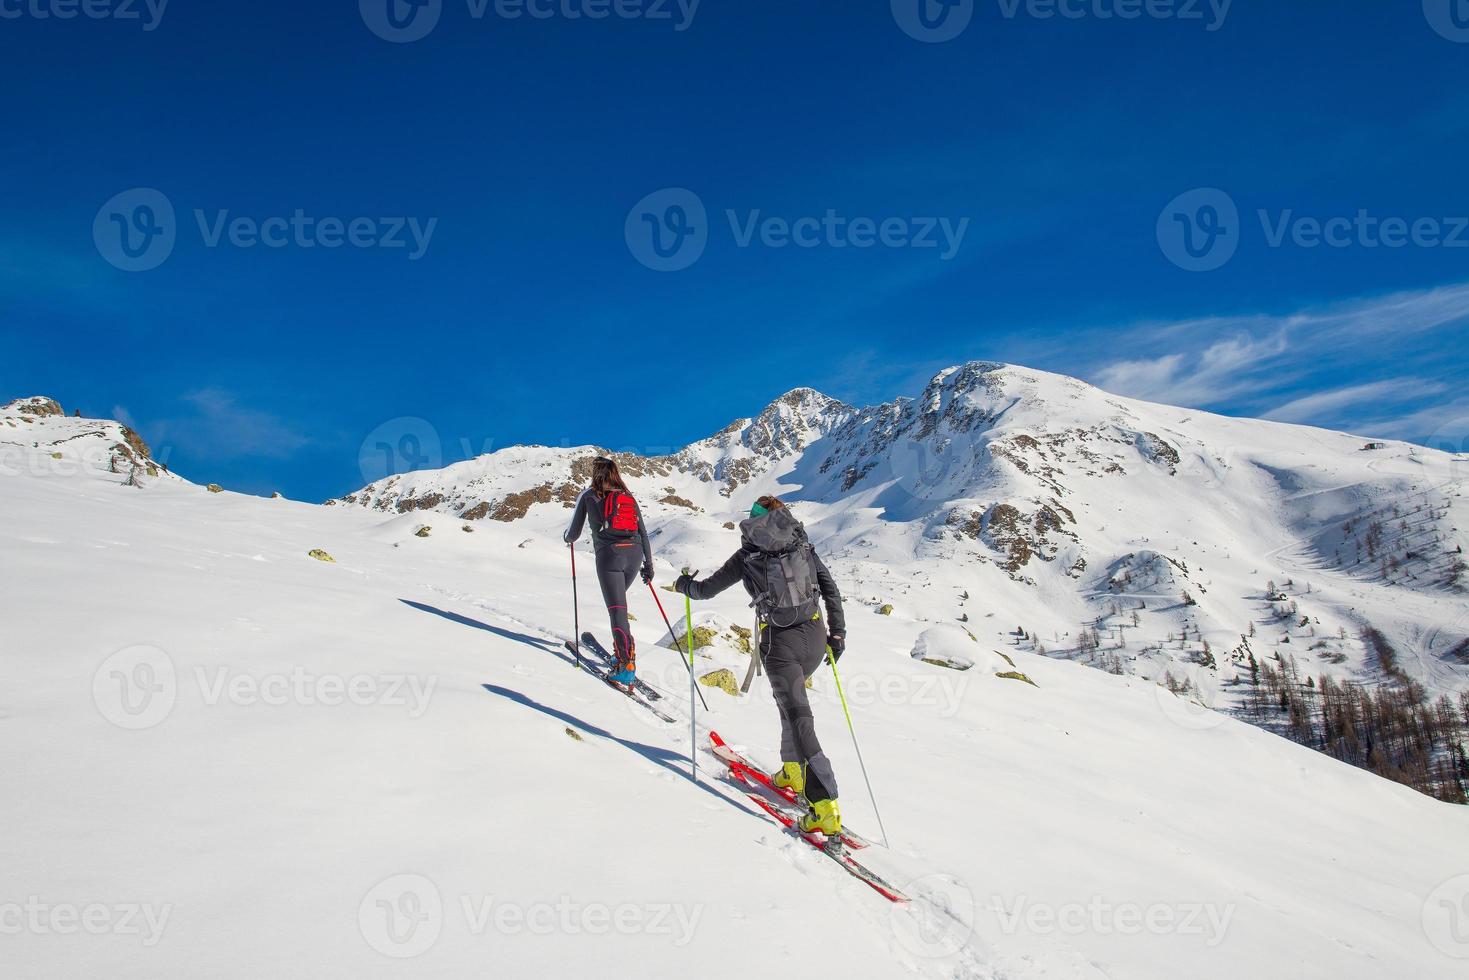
top-left (709, 732), bottom-right (873, 851)
top-left (564, 634), bottom-right (905, 903)
top-left (565, 632), bottom-right (676, 724)
top-left (709, 731), bottom-right (908, 904)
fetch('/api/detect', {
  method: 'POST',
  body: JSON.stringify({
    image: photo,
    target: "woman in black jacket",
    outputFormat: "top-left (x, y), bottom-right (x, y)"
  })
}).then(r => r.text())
top-left (675, 495), bottom-right (847, 835)
top-left (564, 457), bottom-right (654, 685)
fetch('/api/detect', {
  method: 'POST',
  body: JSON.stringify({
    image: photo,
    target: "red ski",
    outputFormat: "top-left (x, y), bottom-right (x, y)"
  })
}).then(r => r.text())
top-left (708, 731), bottom-right (873, 850)
top-left (710, 733), bottom-right (907, 904)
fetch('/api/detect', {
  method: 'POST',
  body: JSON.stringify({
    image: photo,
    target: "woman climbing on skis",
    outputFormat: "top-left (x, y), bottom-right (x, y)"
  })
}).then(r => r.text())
top-left (674, 495), bottom-right (848, 836)
top-left (564, 456), bottom-right (655, 686)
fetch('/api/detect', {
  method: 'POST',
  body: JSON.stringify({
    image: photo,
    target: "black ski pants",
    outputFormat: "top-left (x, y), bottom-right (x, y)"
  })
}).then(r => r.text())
top-left (762, 616), bottom-right (839, 802)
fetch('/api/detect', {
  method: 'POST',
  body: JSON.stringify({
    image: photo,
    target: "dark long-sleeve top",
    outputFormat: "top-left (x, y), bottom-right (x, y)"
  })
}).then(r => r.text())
top-left (684, 542), bottom-right (846, 635)
top-left (564, 489), bottom-right (654, 568)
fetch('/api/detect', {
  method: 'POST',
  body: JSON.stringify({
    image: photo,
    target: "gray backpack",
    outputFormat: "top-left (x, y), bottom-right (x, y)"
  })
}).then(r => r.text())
top-left (741, 509), bottom-right (821, 627)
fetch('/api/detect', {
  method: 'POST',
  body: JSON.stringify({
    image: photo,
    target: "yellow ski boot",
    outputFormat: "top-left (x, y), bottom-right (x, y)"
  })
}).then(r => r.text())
top-left (772, 762), bottom-right (805, 797)
top-left (799, 798), bottom-right (841, 836)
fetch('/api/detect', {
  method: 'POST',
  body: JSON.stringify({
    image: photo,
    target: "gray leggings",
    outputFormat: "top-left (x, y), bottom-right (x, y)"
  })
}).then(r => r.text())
top-left (763, 617), bottom-right (839, 802)
top-left (595, 542), bottom-right (642, 668)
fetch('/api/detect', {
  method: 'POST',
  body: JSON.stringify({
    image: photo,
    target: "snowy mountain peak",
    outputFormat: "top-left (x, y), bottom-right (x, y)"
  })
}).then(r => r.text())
top-left (339, 387), bottom-right (856, 521)
top-left (737, 387), bottom-right (855, 459)
top-left (926, 359), bottom-right (1009, 388)
top-left (336, 364), bottom-right (1468, 739)
top-left (3, 395), bottom-right (66, 417)
top-left (1, 395), bottom-right (176, 487)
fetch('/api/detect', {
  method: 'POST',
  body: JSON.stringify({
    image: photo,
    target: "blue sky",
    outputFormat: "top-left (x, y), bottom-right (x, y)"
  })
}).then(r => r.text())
top-left (3, 2), bottom-right (1468, 500)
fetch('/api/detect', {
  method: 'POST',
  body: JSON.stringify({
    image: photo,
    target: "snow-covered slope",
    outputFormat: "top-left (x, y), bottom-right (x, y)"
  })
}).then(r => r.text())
top-left (338, 363), bottom-right (1469, 726)
top-left (6, 398), bottom-right (1469, 980)
top-left (2, 396), bottom-right (177, 487)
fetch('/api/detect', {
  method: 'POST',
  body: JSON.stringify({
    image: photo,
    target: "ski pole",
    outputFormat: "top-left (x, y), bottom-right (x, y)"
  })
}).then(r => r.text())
top-left (686, 585), bottom-right (697, 784)
top-left (826, 646), bottom-right (890, 849)
top-left (648, 581), bottom-right (709, 712)
top-left (569, 543), bottom-right (582, 671)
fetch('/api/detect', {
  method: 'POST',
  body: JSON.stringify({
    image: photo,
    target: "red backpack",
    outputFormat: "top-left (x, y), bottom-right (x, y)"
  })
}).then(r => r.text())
top-left (602, 491), bottom-right (641, 538)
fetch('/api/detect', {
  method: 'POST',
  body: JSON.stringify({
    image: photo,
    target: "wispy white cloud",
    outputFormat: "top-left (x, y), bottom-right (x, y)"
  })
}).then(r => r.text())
top-left (1083, 281), bottom-right (1469, 440)
top-left (148, 388), bottom-right (311, 462)
top-left (1352, 397), bottom-right (1469, 450)
top-left (1263, 378), bottom-right (1446, 425)
top-left (1092, 330), bottom-right (1290, 406)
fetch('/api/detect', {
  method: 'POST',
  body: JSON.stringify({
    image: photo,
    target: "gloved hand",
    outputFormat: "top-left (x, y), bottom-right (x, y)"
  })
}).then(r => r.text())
top-left (827, 633), bottom-right (846, 662)
top-left (674, 572), bottom-right (696, 596)
top-left (641, 563), bottom-right (654, 584)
